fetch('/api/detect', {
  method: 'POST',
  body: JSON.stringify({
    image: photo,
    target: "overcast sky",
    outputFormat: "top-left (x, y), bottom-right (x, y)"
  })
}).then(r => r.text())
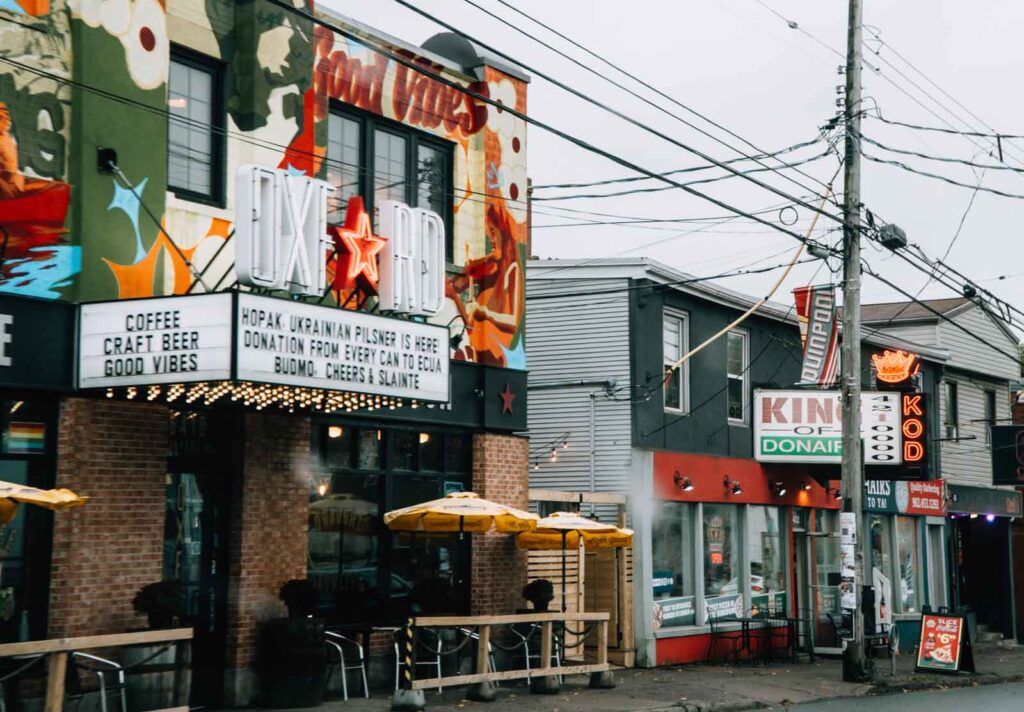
top-left (326, 0), bottom-right (1024, 316)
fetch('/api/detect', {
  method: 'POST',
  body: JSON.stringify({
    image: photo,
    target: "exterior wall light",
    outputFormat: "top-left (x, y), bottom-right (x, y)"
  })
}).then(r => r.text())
top-left (673, 471), bottom-right (695, 492)
top-left (724, 476), bottom-right (742, 496)
top-left (774, 482), bottom-right (787, 497)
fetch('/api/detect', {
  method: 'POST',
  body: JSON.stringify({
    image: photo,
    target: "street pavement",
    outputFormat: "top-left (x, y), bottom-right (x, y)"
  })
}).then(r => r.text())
top-left (262, 641), bottom-right (1024, 712)
top-left (790, 682), bottom-right (1024, 710)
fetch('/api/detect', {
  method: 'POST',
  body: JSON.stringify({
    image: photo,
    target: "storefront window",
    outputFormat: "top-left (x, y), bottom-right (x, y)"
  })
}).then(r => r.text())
top-left (896, 516), bottom-right (919, 613)
top-left (749, 506), bottom-right (785, 611)
top-left (309, 425), bottom-right (473, 622)
top-left (652, 503), bottom-right (695, 600)
top-left (813, 510), bottom-right (841, 642)
top-left (703, 505), bottom-right (740, 619)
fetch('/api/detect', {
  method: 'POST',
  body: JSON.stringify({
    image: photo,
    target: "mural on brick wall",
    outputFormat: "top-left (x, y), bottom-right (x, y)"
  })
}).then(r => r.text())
top-left (0, 1), bottom-right (78, 298)
top-left (89, 2), bottom-right (527, 368)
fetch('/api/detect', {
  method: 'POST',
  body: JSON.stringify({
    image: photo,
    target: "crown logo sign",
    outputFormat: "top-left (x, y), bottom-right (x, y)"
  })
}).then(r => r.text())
top-left (872, 349), bottom-right (919, 383)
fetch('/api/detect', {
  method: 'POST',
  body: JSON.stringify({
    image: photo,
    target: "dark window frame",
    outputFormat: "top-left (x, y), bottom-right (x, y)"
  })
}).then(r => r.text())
top-left (984, 389), bottom-right (997, 444)
top-left (726, 329), bottom-right (749, 425)
top-left (167, 45), bottom-right (226, 207)
top-left (327, 102), bottom-right (456, 260)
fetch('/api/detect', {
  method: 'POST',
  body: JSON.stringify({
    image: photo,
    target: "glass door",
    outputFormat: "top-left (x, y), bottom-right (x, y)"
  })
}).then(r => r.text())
top-left (810, 510), bottom-right (842, 653)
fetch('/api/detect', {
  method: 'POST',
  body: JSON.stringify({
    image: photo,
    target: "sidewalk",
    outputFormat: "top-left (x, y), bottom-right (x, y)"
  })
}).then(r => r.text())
top-left (268, 641), bottom-right (1024, 712)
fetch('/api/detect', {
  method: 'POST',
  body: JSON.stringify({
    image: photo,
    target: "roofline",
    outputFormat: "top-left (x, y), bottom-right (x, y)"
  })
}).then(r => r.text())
top-left (526, 258), bottom-right (951, 362)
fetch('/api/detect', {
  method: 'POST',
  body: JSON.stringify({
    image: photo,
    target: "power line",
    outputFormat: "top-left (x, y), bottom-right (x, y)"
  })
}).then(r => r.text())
top-left (532, 137), bottom-right (825, 190)
top-left (479, 0), bottom-right (838, 200)
top-left (862, 150), bottom-right (1024, 200)
top-left (386, 0), bottom-right (844, 224)
top-left (532, 150), bottom-right (833, 202)
top-left (858, 132), bottom-right (1024, 174)
top-left (872, 113), bottom-right (1024, 141)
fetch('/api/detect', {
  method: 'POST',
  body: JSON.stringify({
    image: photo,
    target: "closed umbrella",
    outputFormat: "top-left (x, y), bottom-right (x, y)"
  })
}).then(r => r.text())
top-left (0, 480), bottom-right (88, 524)
top-left (384, 491), bottom-right (538, 535)
top-left (516, 512), bottom-right (633, 612)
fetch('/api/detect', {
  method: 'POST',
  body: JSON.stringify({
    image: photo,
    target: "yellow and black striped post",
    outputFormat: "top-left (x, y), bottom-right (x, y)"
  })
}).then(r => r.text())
top-left (391, 618), bottom-right (425, 711)
top-left (402, 618), bottom-right (416, 690)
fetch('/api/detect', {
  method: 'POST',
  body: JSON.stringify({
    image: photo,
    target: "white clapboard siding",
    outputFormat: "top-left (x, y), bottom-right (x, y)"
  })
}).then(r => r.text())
top-left (526, 277), bottom-right (634, 495)
top-left (870, 322), bottom-right (938, 348)
top-left (937, 306), bottom-right (1019, 381)
top-left (939, 375), bottom-right (1012, 487)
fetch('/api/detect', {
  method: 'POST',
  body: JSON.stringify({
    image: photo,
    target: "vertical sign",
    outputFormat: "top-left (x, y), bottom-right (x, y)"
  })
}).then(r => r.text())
top-left (900, 393), bottom-right (927, 476)
top-left (793, 285), bottom-right (839, 386)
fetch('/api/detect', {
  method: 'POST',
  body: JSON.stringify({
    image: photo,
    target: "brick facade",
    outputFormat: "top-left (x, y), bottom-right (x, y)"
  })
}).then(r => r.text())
top-left (49, 398), bottom-right (169, 638)
top-left (469, 433), bottom-right (529, 616)
top-left (222, 413), bottom-right (311, 706)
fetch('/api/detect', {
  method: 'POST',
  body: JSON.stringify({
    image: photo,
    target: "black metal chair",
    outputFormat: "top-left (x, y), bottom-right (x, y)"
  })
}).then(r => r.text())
top-left (706, 614), bottom-right (744, 664)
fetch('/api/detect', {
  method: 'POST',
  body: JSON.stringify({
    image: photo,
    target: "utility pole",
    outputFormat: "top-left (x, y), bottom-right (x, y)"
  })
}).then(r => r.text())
top-left (840, 0), bottom-right (869, 682)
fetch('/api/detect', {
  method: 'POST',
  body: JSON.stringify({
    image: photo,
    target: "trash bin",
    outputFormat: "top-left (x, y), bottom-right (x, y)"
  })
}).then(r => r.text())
top-left (259, 618), bottom-right (327, 708)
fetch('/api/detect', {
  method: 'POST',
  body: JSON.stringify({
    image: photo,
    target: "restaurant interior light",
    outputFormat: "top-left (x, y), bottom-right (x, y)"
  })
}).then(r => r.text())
top-left (328, 426), bottom-right (343, 439)
top-left (970, 513), bottom-right (979, 519)
top-left (317, 482), bottom-right (328, 497)
top-left (419, 433), bottom-right (430, 444)
top-left (986, 514), bottom-right (996, 523)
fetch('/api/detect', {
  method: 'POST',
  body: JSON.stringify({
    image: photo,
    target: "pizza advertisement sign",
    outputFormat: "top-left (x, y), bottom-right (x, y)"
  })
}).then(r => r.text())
top-left (916, 613), bottom-right (973, 673)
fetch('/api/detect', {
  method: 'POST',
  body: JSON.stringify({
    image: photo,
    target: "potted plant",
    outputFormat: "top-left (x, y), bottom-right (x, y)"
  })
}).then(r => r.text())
top-left (126, 581), bottom-right (189, 710)
top-left (259, 579), bottom-right (326, 708)
top-left (279, 578), bottom-right (318, 619)
top-left (132, 581), bottom-right (185, 629)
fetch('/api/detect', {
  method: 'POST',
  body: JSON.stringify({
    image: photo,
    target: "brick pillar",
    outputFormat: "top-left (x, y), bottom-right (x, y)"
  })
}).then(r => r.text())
top-left (470, 433), bottom-right (529, 616)
top-left (222, 413), bottom-right (310, 707)
top-left (49, 398), bottom-right (169, 637)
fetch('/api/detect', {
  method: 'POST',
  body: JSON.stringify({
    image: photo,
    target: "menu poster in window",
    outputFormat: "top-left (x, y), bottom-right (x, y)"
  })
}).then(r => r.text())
top-left (653, 595), bottom-right (695, 629)
top-left (916, 614), bottom-right (974, 673)
top-left (839, 511), bottom-right (856, 637)
top-left (707, 516), bottom-right (724, 564)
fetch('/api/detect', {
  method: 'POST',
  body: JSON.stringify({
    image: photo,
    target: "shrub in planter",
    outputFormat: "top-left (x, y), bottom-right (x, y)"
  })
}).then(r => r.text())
top-left (258, 580), bottom-right (325, 708)
top-left (279, 578), bottom-right (317, 619)
top-left (132, 581), bottom-right (185, 629)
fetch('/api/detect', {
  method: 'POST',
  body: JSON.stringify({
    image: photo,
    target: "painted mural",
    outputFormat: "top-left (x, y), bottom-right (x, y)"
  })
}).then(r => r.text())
top-left (54, 0), bottom-right (527, 368)
top-left (0, 0), bottom-right (78, 298)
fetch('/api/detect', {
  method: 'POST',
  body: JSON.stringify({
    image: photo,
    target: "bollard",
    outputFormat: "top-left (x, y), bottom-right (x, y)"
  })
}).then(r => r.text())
top-left (391, 619), bottom-right (426, 712)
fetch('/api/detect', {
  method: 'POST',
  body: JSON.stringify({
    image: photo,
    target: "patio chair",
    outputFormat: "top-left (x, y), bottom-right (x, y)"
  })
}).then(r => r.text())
top-left (0, 654), bottom-right (45, 712)
top-left (325, 631), bottom-right (369, 701)
top-left (706, 614), bottom-right (743, 664)
top-left (394, 627), bottom-right (442, 694)
top-left (457, 627), bottom-right (498, 683)
top-left (68, 652), bottom-right (127, 712)
top-left (511, 623), bottom-right (562, 683)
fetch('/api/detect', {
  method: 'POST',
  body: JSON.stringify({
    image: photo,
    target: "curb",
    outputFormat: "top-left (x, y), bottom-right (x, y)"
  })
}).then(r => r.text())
top-left (674, 702), bottom-right (769, 712)
top-left (867, 671), bottom-right (1024, 696)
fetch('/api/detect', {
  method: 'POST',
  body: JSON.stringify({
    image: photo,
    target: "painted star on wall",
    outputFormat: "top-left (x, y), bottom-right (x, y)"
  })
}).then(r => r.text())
top-left (328, 196), bottom-right (387, 292)
top-left (500, 382), bottom-right (516, 414)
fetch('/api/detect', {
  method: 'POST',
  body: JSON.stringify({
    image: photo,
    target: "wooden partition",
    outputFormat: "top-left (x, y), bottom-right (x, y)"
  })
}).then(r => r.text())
top-left (0, 628), bottom-right (193, 712)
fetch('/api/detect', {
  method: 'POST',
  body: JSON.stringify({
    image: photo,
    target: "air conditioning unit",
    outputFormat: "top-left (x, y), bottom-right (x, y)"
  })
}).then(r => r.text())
top-left (879, 223), bottom-right (907, 250)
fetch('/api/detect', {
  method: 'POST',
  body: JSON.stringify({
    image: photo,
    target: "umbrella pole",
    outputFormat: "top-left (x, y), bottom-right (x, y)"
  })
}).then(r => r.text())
top-left (561, 530), bottom-right (568, 613)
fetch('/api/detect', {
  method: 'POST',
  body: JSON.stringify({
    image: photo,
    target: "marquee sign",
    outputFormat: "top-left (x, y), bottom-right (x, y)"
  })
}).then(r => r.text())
top-left (754, 390), bottom-right (902, 464)
top-left (78, 294), bottom-right (450, 403)
top-left (234, 165), bottom-right (446, 316)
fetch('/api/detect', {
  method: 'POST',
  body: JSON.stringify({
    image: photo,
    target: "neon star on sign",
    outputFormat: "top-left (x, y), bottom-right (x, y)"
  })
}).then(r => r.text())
top-left (329, 196), bottom-right (388, 292)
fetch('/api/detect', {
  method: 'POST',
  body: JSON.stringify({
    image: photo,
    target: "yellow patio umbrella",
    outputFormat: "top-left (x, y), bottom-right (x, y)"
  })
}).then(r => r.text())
top-left (516, 512), bottom-right (634, 611)
top-left (383, 491), bottom-right (539, 535)
top-left (0, 480), bottom-right (88, 524)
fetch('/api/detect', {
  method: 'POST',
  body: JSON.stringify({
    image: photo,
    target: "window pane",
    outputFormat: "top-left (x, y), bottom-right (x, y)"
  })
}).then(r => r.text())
top-left (727, 332), bottom-right (744, 375)
top-left (357, 429), bottom-right (382, 470)
top-left (323, 424), bottom-right (355, 469)
top-left (445, 435), bottom-right (471, 474)
top-left (896, 516), bottom-right (919, 613)
top-left (749, 506), bottom-right (785, 613)
top-left (869, 514), bottom-right (894, 611)
top-left (327, 114), bottom-right (362, 224)
top-left (813, 511), bottom-right (841, 644)
top-left (727, 377), bottom-right (744, 420)
top-left (168, 57), bottom-right (216, 198)
top-left (703, 505), bottom-right (740, 619)
top-left (374, 129), bottom-right (407, 219)
top-left (389, 430), bottom-right (417, 471)
top-left (418, 432), bottom-right (443, 472)
top-left (652, 503), bottom-right (696, 627)
top-left (308, 472), bottom-right (381, 620)
top-left (416, 144), bottom-right (447, 217)
top-left (664, 368), bottom-right (681, 410)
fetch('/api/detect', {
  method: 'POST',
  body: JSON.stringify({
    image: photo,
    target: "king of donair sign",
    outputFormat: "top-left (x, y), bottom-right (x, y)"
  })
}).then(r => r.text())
top-left (78, 293), bottom-right (449, 403)
top-left (754, 390), bottom-right (902, 465)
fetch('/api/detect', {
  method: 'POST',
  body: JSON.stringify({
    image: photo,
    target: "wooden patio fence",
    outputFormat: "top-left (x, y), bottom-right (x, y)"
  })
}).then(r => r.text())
top-left (0, 628), bottom-right (193, 712)
top-left (406, 612), bottom-right (610, 691)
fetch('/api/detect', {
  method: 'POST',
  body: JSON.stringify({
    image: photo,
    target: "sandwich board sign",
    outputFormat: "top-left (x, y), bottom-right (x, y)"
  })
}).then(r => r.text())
top-left (915, 611), bottom-right (974, 673)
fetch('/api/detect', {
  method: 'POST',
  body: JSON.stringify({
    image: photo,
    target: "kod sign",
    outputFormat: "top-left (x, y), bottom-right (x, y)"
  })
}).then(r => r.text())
top-left (235, 165), bottom-right (445, 316)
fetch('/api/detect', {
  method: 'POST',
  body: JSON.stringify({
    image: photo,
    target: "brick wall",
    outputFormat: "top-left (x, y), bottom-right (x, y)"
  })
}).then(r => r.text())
top-left (223, 412), bottom-right (310, 706)
top-left (49, 398), bottom-right (169, 637)
top-left (469, 433), bottom-right (529, 616)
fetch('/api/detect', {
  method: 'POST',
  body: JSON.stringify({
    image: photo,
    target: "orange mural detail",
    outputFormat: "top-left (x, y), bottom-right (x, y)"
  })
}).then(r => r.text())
top-left (13, 0), bottom-right (48, 16)
top-left (104, 218), bottom-right (228, 298)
